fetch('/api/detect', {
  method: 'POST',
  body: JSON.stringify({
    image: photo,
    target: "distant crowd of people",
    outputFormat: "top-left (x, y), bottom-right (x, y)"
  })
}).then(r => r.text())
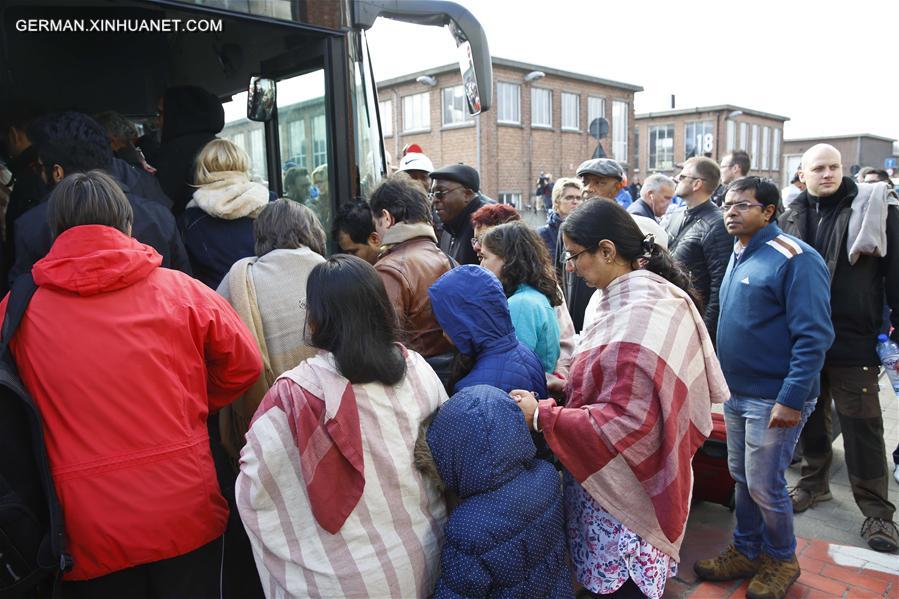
top-left (0, 91), bottom-right (896, 599)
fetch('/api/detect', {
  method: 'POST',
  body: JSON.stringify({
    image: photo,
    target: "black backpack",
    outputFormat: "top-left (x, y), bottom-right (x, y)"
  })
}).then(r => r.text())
top-left (0, 274), bottom-right (72, 597)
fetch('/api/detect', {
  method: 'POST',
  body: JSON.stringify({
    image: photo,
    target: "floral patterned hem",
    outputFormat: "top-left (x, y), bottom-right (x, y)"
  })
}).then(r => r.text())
top-left (564, 472), bottom-right (677, 599)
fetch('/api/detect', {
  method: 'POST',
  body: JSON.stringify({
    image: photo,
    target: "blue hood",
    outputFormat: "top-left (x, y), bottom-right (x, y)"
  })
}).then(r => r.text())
top-left (428, 265), bottom-right (518, 357)
top-left (427, 385), bottom-right (536, 499)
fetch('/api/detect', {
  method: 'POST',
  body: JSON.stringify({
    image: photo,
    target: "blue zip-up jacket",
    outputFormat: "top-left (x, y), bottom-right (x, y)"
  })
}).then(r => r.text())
top-left (429, 266), bottom-right (548, 397)
top-left (508, 284), bottom-right (560, 374)
top-left (716, 223), bottom-right (834, 409)
top-left (427, 385), bottom-right (572, 599)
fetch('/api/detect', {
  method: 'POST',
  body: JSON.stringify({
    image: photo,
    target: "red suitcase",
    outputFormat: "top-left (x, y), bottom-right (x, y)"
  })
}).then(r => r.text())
top-left (691, 412), bottom-right (735, 510)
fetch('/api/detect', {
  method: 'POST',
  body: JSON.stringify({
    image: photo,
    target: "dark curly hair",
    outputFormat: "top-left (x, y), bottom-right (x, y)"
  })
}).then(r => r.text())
top-left (481, 221), bottom-right (562, 306)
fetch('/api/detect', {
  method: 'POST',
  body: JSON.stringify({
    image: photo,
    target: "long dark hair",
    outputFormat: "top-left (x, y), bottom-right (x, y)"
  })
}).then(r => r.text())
top-left (305, 255), bottom-right (406, 385)
top-left (561, 199), bottom-right (702, 307)
top-left (481, 221), bottom-right (562, 306)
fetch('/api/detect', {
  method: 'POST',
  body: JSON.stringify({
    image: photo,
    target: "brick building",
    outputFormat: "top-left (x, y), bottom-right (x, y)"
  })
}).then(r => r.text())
top-left (782, 134), bottom-right (898, 184)
top-left (377, 57), bottom-right (642, 206)
top-left (635, 105), bottom-right (789, 184)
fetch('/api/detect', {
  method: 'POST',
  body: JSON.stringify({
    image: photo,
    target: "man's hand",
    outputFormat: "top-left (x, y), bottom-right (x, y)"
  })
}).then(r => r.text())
top-left (768, 403), bottom-right (802, 428)
top-left (510, 389), bottom-right (538, 430)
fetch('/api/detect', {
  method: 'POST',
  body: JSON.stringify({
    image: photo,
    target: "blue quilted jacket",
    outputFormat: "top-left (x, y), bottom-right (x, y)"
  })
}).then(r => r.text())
top-left (428, 266), bottom-right (548, 397)
top-left (427, 385), bottom-right (572, 599)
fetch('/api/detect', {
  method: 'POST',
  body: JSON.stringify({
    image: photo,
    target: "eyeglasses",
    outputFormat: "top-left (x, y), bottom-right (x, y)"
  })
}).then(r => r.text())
top-left (470, 236), bottom-right (481, 249)
top-left (676, 173), bottom-right (705, 182)
top-left (721, 201), bottom-right (766, 212)
top-left (563, 247), bottom-right (590, 262)
top-left (428, 185), bottom-right (463, 200)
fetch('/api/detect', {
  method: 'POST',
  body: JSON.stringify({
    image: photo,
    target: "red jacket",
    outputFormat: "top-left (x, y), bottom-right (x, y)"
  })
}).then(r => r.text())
top-left (2, 225), bottom-right (262, 580)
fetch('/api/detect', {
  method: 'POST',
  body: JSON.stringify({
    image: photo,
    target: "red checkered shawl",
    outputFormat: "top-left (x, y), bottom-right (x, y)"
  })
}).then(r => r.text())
top-left (538, 270), bottom-right (728, 560)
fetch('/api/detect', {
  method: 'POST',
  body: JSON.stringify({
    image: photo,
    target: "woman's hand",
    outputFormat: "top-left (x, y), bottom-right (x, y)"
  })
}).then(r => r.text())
top-left (510, 389), bottom-right (539, 430)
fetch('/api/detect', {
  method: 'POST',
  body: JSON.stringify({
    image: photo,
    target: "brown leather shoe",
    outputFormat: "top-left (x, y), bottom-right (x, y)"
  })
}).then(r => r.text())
top-left (747, 554), bottom-right (801, 599)
top-left (694, 545), bottom-right (760, 581)
top-left (789, 486), bottom-right (832, 513)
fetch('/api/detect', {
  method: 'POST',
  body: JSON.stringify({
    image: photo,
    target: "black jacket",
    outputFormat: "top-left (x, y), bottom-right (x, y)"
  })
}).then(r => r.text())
top-left (664, 199), bottom-right (732, 343)
top-left (439, 195), bottom-right (486, 266)
top-left (780, 177), bottom-right (899, 366)
top-left (552, 223), bottom-right (593, 334)
top-left (154, 86), bottom-right (225, 215)
top-left (10, 182), bottom-right (191, 284)
top-left (110, 157), bottom-right (172, 210)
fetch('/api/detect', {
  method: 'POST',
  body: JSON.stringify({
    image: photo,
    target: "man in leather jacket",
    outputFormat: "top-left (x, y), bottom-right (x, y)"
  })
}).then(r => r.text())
top-left (665, 156), bottom-right (732, 343)
top-left (780, 143), bottom-right (898, 553)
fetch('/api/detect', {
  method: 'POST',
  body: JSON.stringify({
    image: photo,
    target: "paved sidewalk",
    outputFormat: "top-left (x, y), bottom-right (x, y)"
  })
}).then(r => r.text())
top-left (665, 373), bottom-right (899, 598)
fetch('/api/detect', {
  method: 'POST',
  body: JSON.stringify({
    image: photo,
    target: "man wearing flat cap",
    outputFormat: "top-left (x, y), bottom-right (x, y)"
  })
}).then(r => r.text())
top-left (429, 163), bottom-right (486, 265)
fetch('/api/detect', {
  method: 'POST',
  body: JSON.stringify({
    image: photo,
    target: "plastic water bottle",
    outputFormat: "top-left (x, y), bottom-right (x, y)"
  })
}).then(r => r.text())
top-left (876, 334), bottom-right (899, 396)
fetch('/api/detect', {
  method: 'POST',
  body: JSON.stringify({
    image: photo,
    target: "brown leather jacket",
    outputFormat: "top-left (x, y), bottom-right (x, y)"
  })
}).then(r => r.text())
top-left (375, 224), bottom-right (453, 357)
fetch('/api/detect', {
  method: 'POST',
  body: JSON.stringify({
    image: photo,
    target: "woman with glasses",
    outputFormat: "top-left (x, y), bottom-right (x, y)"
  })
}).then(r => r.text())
top-left (512, 200), bottom-right (728, 599)
top-left (479, 221), bottom-right (562, 374)
top-left (236, 255), bottom-right (448, 598)
top-left (537, 177), bottom-right (583, 261)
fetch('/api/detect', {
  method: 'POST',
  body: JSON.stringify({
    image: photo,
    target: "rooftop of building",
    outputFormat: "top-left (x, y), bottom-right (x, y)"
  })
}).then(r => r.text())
top-left (784, 133), bottom-right (896, 143)
top-left (376, 56), bottom-right (643, 92)
top-left (635, 104), bottom-right (790, 122)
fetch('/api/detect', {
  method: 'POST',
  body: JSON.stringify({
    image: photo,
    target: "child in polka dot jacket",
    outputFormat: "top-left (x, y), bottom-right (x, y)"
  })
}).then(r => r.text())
top-left (419, 384), bottom-right (572, 598)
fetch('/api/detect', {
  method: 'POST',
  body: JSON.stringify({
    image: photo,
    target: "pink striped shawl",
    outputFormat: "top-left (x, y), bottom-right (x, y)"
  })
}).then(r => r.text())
top-left (236, 347), bottom-right (448, 598)
top-left (538, 270), bottom-right (728, 561)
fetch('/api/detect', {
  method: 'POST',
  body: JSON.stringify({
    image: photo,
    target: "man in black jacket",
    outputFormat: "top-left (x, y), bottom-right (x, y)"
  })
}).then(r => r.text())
top-left (781, 143), bottom-right (898, 552)
top-left (664, 156), bottom-right (731, 343)
top-left (429, 163), bottom-right (485, 265)
top-left (8, 112), bottom-right (190, 285)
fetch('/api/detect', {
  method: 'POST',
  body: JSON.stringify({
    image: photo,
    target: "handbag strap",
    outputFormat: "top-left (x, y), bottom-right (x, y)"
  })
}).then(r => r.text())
top-left (1, 273), bottom-right (39, 356)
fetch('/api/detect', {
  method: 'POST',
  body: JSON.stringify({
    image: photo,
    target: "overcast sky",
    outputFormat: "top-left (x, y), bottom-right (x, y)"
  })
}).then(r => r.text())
top-left (367, 0), bottom-right (897, 143)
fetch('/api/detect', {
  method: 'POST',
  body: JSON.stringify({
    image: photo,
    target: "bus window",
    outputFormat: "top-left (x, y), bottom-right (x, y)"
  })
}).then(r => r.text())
top-left (276, 70), bottom-right (331, 231)
top-left (353, 31), bottom-right (384, 199)
top-left (221, 93), bottom-right (269, 187)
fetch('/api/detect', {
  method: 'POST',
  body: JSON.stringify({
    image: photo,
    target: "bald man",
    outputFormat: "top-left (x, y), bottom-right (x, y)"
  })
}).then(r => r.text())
top-left (780, 143), bottom-right (899, 552)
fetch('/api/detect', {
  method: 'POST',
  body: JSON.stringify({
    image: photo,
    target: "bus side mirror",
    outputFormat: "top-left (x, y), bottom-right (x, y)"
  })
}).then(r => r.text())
top-left (247, 77), bottom-right (276, 122)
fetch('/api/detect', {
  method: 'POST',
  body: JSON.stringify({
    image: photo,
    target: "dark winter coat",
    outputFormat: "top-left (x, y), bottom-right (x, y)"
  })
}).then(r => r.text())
top-left (780, 177), bottom-right (899, 366)
top-left (154, 86), bottom-right (225, 215)
top-left (178, 207), bottom-right (256, 289)
top-left (9, 181), bottom-right (191, 284)
top-left (426, 385), bottom-right (571, 599)
top-left (664, 199), bottom-right (733, 343)
top-left (110, 157), bottom-right (172, 209)
top-left (627, 198), bottom-right (656, 220)
top-left (428, 265), bottom-right (548, 397)
top-left (552, 224), bottom-right (593, 334)
top-left (537, 209), bottom-right (562, 259)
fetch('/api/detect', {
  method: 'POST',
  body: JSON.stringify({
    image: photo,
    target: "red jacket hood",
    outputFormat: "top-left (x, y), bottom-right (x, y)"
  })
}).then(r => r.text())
top-left (33, 225), bottom-right (163, 296)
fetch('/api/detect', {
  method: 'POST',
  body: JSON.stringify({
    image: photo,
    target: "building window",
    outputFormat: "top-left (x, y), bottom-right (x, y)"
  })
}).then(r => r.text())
top-left (588, 96), bottom-right (605, 130)
top-left (379, 100), bottom-right (392, 137)
top-left (649, 125), bottom-right (674, 171)
top-left (442, 86), bottom-right (473, 127)
top-left (402, 92), bottom-right (430, 132)
top-left (312, 114), bottom-right (328, 167)
top-left (288, 119), bottom-right (306, 167)
top-left (612, 100), bottom-right (628, 161)
top-left (561, 92), bottom-right (579, 131)
top-left (772, 128), bottom-right (782, 170)
top-left (250, 128), bottom-right (265, 180)
top-left (531, 87), bottom-right (551, 128)
top-left (761, 126), bottom-right (771, 170)
top-left (685, 120), bottom-right (714, 159)
top-left (498, 192), bottom-right (522, 209)
top-left (497, 82), bottom-right (520, 124)
top-left (726, 120), bottom-right (736, 153)
top-left (739, 122), bottom-right (748, 150)
top-left (751, 124), bottom-right (760, 169)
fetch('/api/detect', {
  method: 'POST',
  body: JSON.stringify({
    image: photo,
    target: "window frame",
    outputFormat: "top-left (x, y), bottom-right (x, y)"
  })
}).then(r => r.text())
top-left (379, 99), bottom-right (393, 137)
top-left (561, 92), bottom-right (580, 131)
top-left (402, 91), bottom-right (431, 133)
top-left (531, 87), bottom-right (552, 129)
top-left (496, 81), bottom-right (521, 125)
top-left (648, 124), bottom-right (675, 171)
top-left (441, 85), bottom-right (474, 128)
top-left (684, 120), bottom-right (714, 159)
top-left (612, 100), bottom-right (628, 162)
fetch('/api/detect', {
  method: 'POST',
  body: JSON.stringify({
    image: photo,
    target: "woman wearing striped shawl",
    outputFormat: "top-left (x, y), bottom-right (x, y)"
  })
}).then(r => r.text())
top-left (513, 200), bottom-right (729, 599)
top-left (236, 256), bottom-right (448, 598)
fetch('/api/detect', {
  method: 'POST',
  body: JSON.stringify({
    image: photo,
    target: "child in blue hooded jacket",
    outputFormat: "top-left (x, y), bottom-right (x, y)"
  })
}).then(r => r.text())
top-left (423, 385), bottom-right (572, 598)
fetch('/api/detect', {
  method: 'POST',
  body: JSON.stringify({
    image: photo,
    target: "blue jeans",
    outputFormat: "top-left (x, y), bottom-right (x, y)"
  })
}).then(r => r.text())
top-left (724, 395), bottom-right (816, 561)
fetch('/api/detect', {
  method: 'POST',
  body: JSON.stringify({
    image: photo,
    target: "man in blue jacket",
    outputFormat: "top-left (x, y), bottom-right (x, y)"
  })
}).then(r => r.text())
top-left (694, 177), bottom-right (834, 599)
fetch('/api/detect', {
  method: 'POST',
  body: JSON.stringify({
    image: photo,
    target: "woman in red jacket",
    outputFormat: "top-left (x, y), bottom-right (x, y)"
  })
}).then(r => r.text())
top-left (3, 170), bottom-right (262, 597)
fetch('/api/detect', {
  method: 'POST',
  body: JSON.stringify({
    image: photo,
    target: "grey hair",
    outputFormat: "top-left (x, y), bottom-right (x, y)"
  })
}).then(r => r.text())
top-left (48, 170), bottom-right (133, 239)
top-left (254, 198), bottom-right (326, 257)
top-left (641, 173), bottom-right (675, 198)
